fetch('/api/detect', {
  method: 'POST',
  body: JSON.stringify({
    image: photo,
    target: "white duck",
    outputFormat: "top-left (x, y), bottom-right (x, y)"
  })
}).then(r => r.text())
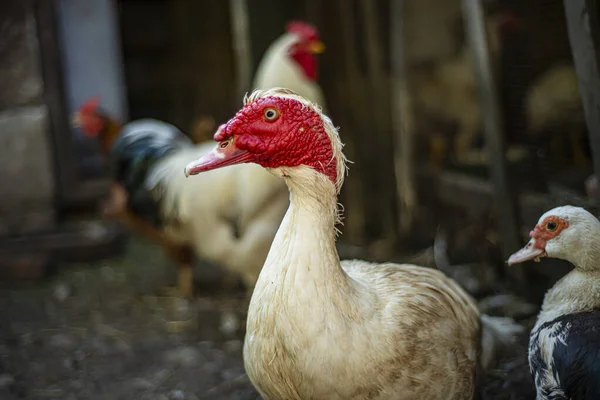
top-left (185, 88), bottom-right (521, 400)
top-left (508, 205), bottom-right (600, 400)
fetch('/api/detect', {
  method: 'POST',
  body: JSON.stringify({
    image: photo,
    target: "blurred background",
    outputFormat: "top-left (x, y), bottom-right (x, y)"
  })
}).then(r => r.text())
top-left (0, 0), bottom-right (599, 398)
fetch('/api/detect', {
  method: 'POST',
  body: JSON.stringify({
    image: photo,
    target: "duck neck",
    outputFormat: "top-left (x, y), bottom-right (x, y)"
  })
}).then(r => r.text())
top-left (568, 243), bottom-right (600, 273)
top-left (253, 166), bottom-right (361, 307)
top-left (536, 244), bottom-right (600, 328)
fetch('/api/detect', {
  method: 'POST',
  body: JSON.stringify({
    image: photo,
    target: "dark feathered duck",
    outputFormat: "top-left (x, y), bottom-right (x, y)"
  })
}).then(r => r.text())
top-left (509, 206), bottom-right (600, 400)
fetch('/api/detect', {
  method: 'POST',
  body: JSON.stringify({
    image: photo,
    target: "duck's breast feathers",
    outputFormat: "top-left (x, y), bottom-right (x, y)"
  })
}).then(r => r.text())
top-left (341, 261), bottom-right (480, 326)
top-left (530, 310), bottom-right (600, 400)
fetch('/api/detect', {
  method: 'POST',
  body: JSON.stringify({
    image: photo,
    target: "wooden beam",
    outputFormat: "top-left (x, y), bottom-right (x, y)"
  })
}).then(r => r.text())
top-left (305, 0), bottom-right (322, 27)
top-left (229, 0), bottom-right (253, 103)
top-left (34, 0), bottom-right (79, 205)
top-left (390, 0), bottom-right (417, 236)
top-left (417, 169), bottom-right (598, 229)
top-left (563, 0), bottom-right (600, 205)
top-left (461, 0), bottom-right (524, 286)
top-left (359, 0), bottom-right (397, 242)
top-left (0, 221), bottom-right (126, 263)
top-left (336, 0), bottom-right (366, 244)
top-left (0, 254), bottom-right (51, 281)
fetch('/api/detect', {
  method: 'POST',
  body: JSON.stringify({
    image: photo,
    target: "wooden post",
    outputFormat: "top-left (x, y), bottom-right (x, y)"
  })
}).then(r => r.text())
top-left (337, 0), bottom-right (366, 244)
top-left (461, 0), bottom-right (524, 286)
top-left (563, 0), bottom-right (600, 204)
top-left (359, 0), bottom-right (397, 245)
top-left (229, 0), bottom-right (253, 104)
top-left (306, 0), bottom-right (322, 26)
top-left (390, 0), bottom-right (417, 236)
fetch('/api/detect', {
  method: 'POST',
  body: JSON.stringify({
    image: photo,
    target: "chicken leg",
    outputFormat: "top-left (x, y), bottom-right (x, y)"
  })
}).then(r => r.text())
top-left (156, 264), bottom-right (194, 298)
top-left (159, 245), bottom-right (195, 298)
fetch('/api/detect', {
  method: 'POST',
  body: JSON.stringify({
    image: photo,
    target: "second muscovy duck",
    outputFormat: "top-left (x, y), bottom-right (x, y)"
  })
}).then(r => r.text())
top-left (184, 88), bottom-right (521, 399)
top-left (509, 205), bottom-right (600, 400)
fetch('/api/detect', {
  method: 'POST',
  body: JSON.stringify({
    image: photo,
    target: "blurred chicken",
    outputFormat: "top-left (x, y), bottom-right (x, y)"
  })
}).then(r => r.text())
top-left (72, 97), bottom-right (288, 297)
top-left (252, 21), bottom-right (327, 111)
top-left (525, 64), bottom-right (587, 167)
top-left (412, 11), bottom-right (522, 166)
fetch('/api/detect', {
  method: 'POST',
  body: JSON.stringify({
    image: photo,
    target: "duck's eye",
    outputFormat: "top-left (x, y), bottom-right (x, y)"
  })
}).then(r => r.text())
top-left (546, 221), bottom-right (558, 231)
top-left (219, 137), bottom-right (232, 149)
top-left (264, 108), bottom-right (279, 121)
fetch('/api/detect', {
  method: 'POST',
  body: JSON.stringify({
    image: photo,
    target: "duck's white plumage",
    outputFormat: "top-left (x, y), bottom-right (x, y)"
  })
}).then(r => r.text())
top-left (234, 89), bottom-right (520, 400)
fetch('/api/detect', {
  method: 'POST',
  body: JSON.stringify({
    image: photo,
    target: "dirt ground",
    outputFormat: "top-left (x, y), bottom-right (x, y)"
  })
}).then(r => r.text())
top-left (0, 236), bottom-right (537, 400)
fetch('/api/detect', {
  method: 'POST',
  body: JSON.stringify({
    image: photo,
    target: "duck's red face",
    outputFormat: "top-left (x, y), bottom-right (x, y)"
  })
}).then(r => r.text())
top-left (73, 97), bottom-right (104, 138)
top-left (286, 21), bottom-right (324, 81)
top-left (508, 215), bottom-right (569, 265)
top-left (184, 94), bottom-right (337, 184)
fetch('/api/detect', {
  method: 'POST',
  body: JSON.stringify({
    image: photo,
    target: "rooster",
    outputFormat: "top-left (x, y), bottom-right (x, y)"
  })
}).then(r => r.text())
top-left (73, 98), bottom-right (288, 297)
top-left (252, 21), bottom-right (327, 111)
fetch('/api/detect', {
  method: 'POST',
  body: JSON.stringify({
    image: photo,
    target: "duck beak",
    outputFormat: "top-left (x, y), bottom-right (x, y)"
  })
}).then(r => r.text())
top-left (308, 40), bottom-right (325, 54)
top-left (507, 239), bottom-right (546, 265)
top-left (184, 138), bottom-right (253, 177)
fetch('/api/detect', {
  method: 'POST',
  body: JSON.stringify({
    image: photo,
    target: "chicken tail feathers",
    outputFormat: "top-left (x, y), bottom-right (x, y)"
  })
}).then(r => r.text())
top-left (109, 119), bottom-right (194, 227)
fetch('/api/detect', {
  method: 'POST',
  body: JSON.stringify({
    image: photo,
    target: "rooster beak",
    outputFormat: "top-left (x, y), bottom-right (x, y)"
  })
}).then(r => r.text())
top-left (308, 40), bottom-right (325, 54)
top-left (184, 138), bottom-right (253, 177)
top-left (507, 239), bottom-right (546, 265)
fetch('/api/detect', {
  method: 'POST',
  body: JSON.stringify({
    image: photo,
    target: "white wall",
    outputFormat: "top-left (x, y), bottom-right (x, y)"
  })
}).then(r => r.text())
top-left (56, 0), bottom-right (128, 123)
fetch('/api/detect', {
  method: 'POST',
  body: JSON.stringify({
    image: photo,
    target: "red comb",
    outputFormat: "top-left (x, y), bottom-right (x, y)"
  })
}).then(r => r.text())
top-left (74, 96), bottom-right (104, 137)
top-left (79, 96), bottom-right (101, 114)
top-left (285, 20), bottom-right (319, 41)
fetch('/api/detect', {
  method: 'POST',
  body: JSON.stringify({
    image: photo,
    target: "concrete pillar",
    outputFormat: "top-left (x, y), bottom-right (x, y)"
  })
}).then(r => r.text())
top-left (0, 0), bottom-right (56, 235)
